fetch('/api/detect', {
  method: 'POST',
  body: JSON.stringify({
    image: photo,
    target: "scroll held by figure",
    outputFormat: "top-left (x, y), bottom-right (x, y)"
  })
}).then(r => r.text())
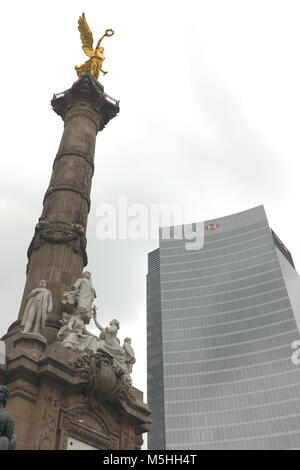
top-left (75, 12), bottom-right (114, 80)
top-left (21, 280), bottom-right (52, 335)
top-left (0, 386), bottom-right (17, 450)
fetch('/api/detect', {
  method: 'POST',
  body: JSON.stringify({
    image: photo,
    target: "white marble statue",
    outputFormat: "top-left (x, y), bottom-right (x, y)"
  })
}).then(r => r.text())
top-left (21, 280), bottom-right (53, 335)
top-left (92, 311), bottom-right (126, 369)
top-left (92, 309), bottom-right (134, 382)
top-left (62, 271), bottom-right (97, 321)
top-left (57, 312), bottom-right (98, 352)
top-left (122, 338), bottom-right (136, 373)
top-left (57, 305), bottom-right (135, 383)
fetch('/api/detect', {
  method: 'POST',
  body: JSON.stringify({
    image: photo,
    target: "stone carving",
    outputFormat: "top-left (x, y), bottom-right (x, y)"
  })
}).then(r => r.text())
top-left (57, 312), bottom-right (98, 352)
top-left (71, 353), bottom-right (91, 371)
top-left (135, 434), bottom-right (144, 450)
top-left (123, 338), bottom-right (136, 374)
top-left (58, 311), bottom-right (124, 363)
top-left (27, 221), bottom-right (88, 268)
top-left (21, 280), bottom-right (52, 335)
top-left (8, 380), bottom-right (39, 403)
top-left (58, 306), bottom-right (135, 384)
top-left (93, 312), bottom-right (125, 368)
top-left (71, 352), bottom-right (108, 395)
top-left (62, 271), bottom-right (96, 322)
top-left (68, 409), bottom-right (108, 435)
top-left (51, 72), bottom-right (119, 130)
top-left (61, 408), bottom-right (111, 450)
top-left (70, 349), bottom-right (135, 404)
top-left (88, 351), bottom-right (126, 401)
top-left (0, 385), bottom-right (17, 450)
top-left (121, 423), bottom-right (135, 450)
top-left (38, 388), bottom-right (60, 450)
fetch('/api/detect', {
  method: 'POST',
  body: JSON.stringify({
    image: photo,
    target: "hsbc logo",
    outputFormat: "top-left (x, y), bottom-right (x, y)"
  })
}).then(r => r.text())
top-left (205, 223), bottom-right (220, 231)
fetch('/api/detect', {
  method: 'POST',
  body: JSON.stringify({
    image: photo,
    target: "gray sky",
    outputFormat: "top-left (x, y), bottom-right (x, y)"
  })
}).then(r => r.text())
top-left (1, 0), bottom-right (300, 396)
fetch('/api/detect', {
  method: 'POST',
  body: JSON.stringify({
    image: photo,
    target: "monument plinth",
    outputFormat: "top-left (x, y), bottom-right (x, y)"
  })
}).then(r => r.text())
top-left (0, 65), bottom-right (151, 448)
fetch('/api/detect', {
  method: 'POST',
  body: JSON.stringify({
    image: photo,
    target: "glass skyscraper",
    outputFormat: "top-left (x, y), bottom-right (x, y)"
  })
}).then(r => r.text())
top-left (147, 206), bottom-right (300, 450)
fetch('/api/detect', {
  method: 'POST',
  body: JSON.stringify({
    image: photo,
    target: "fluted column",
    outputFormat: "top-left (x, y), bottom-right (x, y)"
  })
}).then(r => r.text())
top-left (8, 72), bottom-right (119, 342)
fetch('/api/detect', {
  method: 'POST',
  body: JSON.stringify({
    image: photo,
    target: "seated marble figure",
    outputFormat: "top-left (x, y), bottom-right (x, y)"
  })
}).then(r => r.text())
top-left (57, 308), bottom-right (133, 382)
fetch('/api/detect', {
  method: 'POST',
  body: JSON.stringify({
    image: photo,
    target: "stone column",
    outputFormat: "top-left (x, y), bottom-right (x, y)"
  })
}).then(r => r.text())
top-left (8, 72), bottom-right (119, 342)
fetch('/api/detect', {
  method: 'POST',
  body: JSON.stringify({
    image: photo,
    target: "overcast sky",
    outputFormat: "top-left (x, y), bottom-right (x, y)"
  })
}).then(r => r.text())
top-left (1, 0), bottom-right (300, 396)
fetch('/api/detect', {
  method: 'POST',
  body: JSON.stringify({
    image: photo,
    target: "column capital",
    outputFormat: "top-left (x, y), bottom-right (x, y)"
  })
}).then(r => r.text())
top-left (51, 72), bottom-right (120, 131)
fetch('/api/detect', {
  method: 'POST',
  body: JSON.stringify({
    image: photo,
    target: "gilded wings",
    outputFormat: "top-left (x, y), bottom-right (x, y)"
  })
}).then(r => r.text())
top-left (75, 13), bottom-right (114, 79)
top-left (78, 13), bottom-right (95, 57)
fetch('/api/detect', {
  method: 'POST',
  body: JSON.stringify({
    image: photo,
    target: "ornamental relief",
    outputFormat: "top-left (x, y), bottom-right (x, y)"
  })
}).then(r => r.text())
top-left (27, 221), bottom-right (88, 266)
top-left (7, 379), bottom-right (39, 402)
top-left (67, 408), bottom-right (109, 435)
top-left (38, 388), bottom-right (61, 450)
top-left (59, 408), bottom-right (113, 450)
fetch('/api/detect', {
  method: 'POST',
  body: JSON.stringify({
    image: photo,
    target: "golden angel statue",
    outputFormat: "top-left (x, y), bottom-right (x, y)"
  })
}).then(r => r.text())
top-left (75, 13), bottom-right (114, 80)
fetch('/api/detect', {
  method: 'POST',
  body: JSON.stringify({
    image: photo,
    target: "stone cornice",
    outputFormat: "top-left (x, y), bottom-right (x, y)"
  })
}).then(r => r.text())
top-left (51, 72), bottom-right (120, 131)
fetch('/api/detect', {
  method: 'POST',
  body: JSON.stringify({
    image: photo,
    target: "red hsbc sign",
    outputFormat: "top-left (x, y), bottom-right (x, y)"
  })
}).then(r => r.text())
top-left (205, 223), bottom-right (220, 231)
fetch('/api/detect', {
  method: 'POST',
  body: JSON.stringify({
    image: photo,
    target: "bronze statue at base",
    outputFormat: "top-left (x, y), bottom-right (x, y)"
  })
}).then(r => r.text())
top-left (0, 386), bottom-right (16, 450)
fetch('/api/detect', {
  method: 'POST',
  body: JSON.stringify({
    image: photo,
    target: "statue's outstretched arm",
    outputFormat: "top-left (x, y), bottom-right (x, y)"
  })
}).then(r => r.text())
top-left (94, 317), bottom-right (104, 333)
top-left (92, 310), bottom-right (104, 334)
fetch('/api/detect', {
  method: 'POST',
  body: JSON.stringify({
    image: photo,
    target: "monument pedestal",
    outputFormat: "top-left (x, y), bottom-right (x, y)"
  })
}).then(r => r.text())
top-left (0, 338), bottom-right (151, 450)
top-left (14, 333), bottom-right (47, 356)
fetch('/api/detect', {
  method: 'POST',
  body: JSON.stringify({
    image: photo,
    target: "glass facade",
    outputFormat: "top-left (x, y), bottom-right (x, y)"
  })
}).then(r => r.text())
top-left (147, 206), bottom-right (300, 449)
